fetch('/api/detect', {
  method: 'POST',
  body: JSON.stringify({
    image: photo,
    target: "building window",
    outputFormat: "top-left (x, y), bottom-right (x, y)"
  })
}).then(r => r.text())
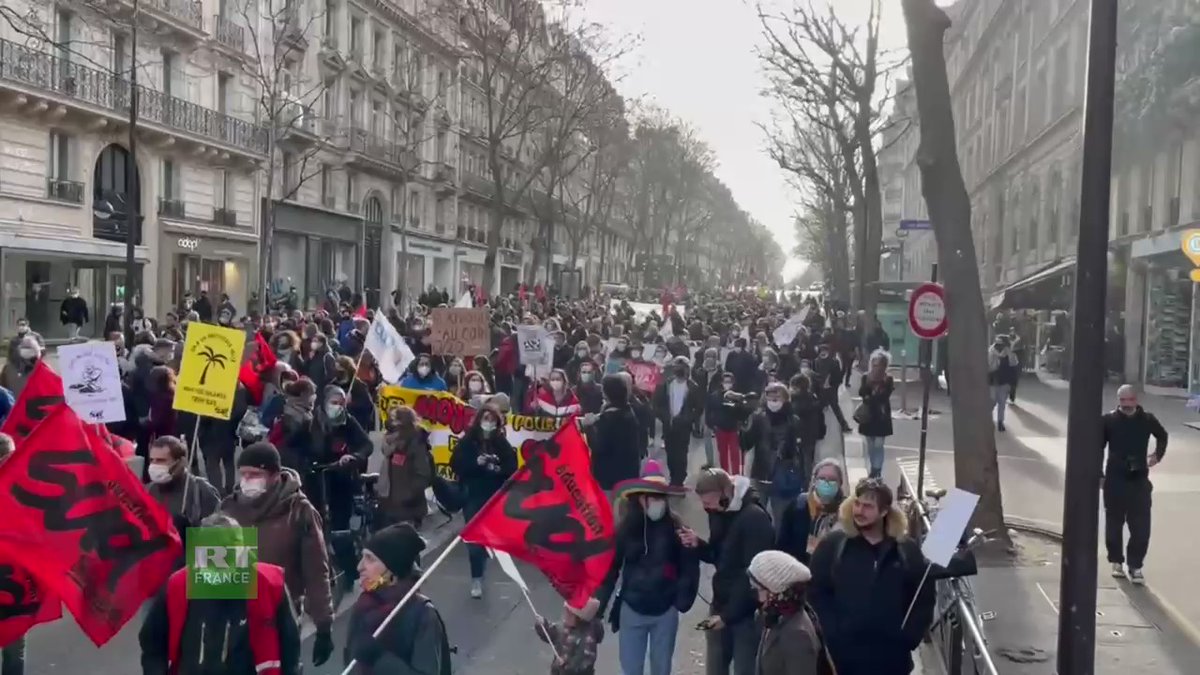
top-left (56, 9), bottom-right (72, 57)
top-left (281, 152), bottom-right (296, 197)
top-left (112, 33), bottom-right (126, 76)
top-left (48, 131), bottom-right (71, 181)
top-left (162, 160), bottom-right (178, 200)
top-left (409, 189), bottom-right (421, 226)
top-left (350, 16), bottom-right (362, 58)
top-left (373, 30), bottom-right (384, 69)
top-left (320, 165), bottom-right (332, 203)
top-left (217, 72), bottom-right (232, 115)
top-left (162, 50), bottom-right (177, 96)
top-left (345, 171), bottom-right (355, 205)
top-left (214, 169), bottom-right (231, 209)
top-left (323, 79), bottom-right (337, 118)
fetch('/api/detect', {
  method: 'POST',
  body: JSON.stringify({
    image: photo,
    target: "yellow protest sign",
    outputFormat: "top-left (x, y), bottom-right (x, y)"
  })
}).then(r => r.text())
top-left (174, 323), bottom-right (246, 419)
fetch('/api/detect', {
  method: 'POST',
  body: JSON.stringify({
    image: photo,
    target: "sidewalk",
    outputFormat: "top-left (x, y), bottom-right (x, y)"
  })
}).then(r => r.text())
top-left (964, 533), bottom-right (1198, 674)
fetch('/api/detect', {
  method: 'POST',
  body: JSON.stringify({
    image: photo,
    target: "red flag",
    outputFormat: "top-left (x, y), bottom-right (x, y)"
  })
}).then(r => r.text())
top-left (0, 563), bottom-right (61, 648)
top-left (461, 420), bottom-right (614, 609)
top-left (0, 405), bottom-right (180, 646)
top-left (0, 361), bottom-right (65, 444)
top-left (239, 333), bottom-right (278, 406)
top-left (355, 303), bottom-right (368, 318)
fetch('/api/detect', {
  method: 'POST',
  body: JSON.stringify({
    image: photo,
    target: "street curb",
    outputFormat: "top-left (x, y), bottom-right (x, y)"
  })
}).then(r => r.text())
top-left (1005, 515), bottom-right (1200, 650)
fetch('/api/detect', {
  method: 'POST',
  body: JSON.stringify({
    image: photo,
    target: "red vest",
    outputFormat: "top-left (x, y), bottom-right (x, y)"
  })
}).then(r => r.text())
top-left (166, 563), bottom-right (287, 675)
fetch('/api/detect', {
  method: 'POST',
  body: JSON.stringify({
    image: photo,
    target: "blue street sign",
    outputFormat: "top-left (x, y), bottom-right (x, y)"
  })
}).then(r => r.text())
top-left (900, 219), bottom-right (933, 231)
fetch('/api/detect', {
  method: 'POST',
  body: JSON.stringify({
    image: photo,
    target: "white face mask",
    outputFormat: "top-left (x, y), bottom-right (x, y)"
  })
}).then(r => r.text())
top-left (480, 421), bottom-right (497, 434)
top-left (417, 365), bottom-right (431, 377)
top-left (722, 382), bottom-right (733, 391)
top-left (310, 340), bottom-right (321, 352)
top-left (580, 372), bottom-right (593, 383)
top-left (450, 367), bottom-right (462, 375)
top-left (631, 350), bottom-right (642, 359)
top-left (645, 500), bottom-right (667, 521)
top-left (18, 348), bottom-right (36, 360)
top-left (239, 477), bottom-right (267, 499)
top-left (468, 380), bottom-right (483, 393)
top-left (550, 380), bottom-right (565, 391)
top-left (147, 463), bottom-right (173, 484)
top-left (577, 349), bottom-right (589, 358)
top-left (766, 400), bottom-right (784, 412)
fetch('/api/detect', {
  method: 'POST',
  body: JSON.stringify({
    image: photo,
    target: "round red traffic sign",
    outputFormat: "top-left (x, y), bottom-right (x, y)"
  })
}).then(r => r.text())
top-left (908, 283), bottom-right (948, 339)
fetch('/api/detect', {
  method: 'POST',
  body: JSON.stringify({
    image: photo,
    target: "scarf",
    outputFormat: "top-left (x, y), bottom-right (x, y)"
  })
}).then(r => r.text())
top-left (760, 586), bottom-right (805, 629)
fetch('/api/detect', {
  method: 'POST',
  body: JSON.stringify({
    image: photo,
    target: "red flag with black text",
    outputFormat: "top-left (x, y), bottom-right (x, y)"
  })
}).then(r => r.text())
top-left (460, 419), bottom-right (614, 609)
top-left (0, 404), bottom-right (180, 646)
top-left (0, 360), bottom-right (134, 458)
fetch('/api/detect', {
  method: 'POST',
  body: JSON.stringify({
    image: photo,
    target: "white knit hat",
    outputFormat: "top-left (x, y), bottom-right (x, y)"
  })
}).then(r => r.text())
top-left (748, 551), bottom-right (812, 594)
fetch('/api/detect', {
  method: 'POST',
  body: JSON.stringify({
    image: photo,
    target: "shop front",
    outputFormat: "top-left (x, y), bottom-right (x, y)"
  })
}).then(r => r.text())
top-left (159, 225), bottom-right (258, 318)
top-left (0, 232), bottom-right (150, 342)
top-left (393, 234), bottom-right (454, 307)
top-left (1130, 230), bottom-right (1197, 394)
top-left (500, 250), bottom-right (522, 292)
top-left (270, 201), bottom-right (361, 310)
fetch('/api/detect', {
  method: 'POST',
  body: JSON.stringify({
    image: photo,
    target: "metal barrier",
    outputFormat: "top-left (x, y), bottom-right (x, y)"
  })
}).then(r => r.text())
top-left (897, 466), bottom-right (1001, 675)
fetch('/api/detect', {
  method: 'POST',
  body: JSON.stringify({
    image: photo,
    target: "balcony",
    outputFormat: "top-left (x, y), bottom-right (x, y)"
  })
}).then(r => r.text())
top-left (114, 0), bottom-right (204, 41)
top-left (346, 127), bottom-right (417, 178)
top-left (318, 35), bottom-right (345, 71)
top-left (409, 215), bottom-right (421, 230)
top-left (279, 102), bottom-right (320, 146)
top-left (278, 5), bottom-right (309, 52)
top-left (212, 207), bottom-right (238, 227)
top-left (212, 15), bottom-right (245, 54)
top-left (434, 162), bottom-right (456, 195)
top-left (0, 38), bottom-right (267, 157)
top-left (158, 197), bottom-right (186, 219)
top-left (460, 170), bottom-right (493, 202)
top-left (46, 177), bottom-right (84, 204)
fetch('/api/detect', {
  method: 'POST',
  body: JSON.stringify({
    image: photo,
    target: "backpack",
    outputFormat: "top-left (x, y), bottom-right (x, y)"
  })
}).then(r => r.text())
top-left (392, 597), bottom-right (453, 675)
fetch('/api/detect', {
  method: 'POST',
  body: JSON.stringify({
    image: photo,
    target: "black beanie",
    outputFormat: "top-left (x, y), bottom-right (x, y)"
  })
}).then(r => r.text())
top-left (238, 441), bottom-right (281, 473)
top-left (365, 523), bottom-right (426, 577)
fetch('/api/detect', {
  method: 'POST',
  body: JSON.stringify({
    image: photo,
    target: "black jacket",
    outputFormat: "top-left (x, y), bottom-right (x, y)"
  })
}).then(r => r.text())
top-left (740, 408), bottom-right (801, 482)
top-left (1102, 407), bottom-right (1168, 477)
top-left (810, 528), bottom-right (934, 675)
top-left (791, 390), bottom-right (825, 448)
top-left (138, 587), bottom-right (301, 675)
top-left (591, 405), bottom-right (643, 490)
top-left (776, 493), bottom-right (840, 565)
top-left (575, 382), bottom-right (604, 415)
top-left (60, 295), bottom-right (89, 325)
top-left (695, 478), bottom-right (775, 626)
top-left (725, 350), bottom-right (760, 395)
top-left (812, 356), bottom-right (843, 404)
top-left (597, 505), bottom-right (700, 618)
top-left (651, 377), bottom-right (705, 432)
top-left (857, 376), bottom-right (895, 438)
top-left (450, 426), bottom-right (518, 508)
top-left (705, 389), bottom-right (741, 431)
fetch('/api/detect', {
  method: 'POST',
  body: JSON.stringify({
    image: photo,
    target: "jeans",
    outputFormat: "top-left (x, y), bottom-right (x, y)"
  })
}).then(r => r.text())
top-left (462, 500), bottom-right (489, 579)
top-left (618, 604), bottom-right (679, 675)
top-left (704, 618), bottom-right (760, 675)
top-left (715, 429), bottom-right (741, 475)
top-left (2, 637), bottom-right (24, 675)
top-left (702, 424), bottom-right (716, 467)
top-left (990, 384), bottom-right (1010, 426)
top-left (863, 436), bottom-right (886, 478)
top-left (66, 323), bottom-right (80, 340)
top-left (1104, 475), bottom-right (1153, 569)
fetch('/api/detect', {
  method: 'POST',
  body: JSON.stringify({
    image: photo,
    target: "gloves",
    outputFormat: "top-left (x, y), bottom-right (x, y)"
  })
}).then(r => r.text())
top-left (352, 634), bottom-right (384, 666)
top-left (313, 627), bottom-right (334, 666)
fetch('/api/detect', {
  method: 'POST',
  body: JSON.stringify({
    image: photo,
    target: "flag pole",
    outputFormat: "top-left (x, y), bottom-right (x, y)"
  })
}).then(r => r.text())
top-left (339, 536), bottom-right (464, 675)
top-left (181, 416), bottom-right (202, 506)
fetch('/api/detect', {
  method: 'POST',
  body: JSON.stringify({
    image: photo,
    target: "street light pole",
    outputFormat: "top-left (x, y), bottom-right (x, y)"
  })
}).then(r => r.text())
top-left (1057, 0), bottom-right (1119, 672)
top-left (123, 0), bottom-right (141, 346)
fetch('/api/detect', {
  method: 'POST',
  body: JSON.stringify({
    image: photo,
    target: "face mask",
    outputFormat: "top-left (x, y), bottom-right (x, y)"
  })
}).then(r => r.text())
top-left (147, 463), bottom-right (174, 484)
top-left (645, 500), bottom-right (667, 521)
top-left (310, 341), bottom-right (322, 352)
top-left (577, 349), bottom-right (589, 358)
top-left (18, 348), bottom-right (36, 360)
top-left (417, 365), bottom-right (431, 377)
top-left (468, 380), bottom-right (483, 393)
top-left (704, 359), bottom-right (716, 370)
top-left (766, 400), bottom-right (784, 412)
top-left (580, 372), bottom-right (593, 383)
top-left (480, 421), bottom-right (497, 434)
top-left (631, 350), bottom-right (642, 359)
top-left (239, 477), bottom-right (267, 499)
top-left (722, 382), bottom-right (733, 391)
top-left (550, 380), bottom-right (565, 391)
top-left (815, 478), bottom-right (840, 502)
top-left (16, 326), bottom-right (28, 335)
top-left (325, 404), bottom-right (345, 420)
top-left (450, 367), bottom-right (462, 375)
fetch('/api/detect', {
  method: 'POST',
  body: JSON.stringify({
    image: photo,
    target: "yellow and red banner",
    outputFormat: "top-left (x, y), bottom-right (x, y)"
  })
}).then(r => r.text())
top-left (377, 386), bottom-right (565, 480)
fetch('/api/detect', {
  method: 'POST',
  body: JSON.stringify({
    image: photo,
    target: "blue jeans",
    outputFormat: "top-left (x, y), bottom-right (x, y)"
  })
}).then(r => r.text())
top-left (462, 500), bottom-right (488, 580)
top-left (864, 436), bottom-right (886, 478)
top-left (619, 604), bottom-right (679, 675)
top-left (702, 425), bottom-right (715, 467)
top-left (990, 384), bottom-right (1010, 426)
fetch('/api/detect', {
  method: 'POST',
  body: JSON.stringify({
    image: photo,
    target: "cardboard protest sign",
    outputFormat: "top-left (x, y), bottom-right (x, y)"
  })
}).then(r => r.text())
top-left (174, 323), bottom-right (246, 419)
top-left (429, 308), bottom-right (490, 356)
top-left (518, 325), bottom-right (553, 366)
top-left (58, 341), bottom-right (125, 424)
top-left (628, 361), bottom-right (661, 394)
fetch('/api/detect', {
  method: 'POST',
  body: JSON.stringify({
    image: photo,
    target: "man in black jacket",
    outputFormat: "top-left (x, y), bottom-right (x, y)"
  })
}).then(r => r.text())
top-left (678, 469), bottom-right (775, 675)
top-left (652, 356), bottom-right (705, 486)
top-left (1102, 385), bottom-right (1168, 584)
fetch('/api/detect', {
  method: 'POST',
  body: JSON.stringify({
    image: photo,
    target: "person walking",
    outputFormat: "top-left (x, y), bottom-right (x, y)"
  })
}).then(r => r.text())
top-left (987, 336), bottom-right (1019, 432)
top-left (651, 356), bottom-right (704, 487)
top-left (145, 435), bottom-right (221, 526)
top-left (1102, 385), bottom-right (1168, 584)
top-left (776, 458), bottom-right (847, 564)
top-left (747, 551), bottom-right (823, 675)
top-left (856, 351), bottom-right (894, 479)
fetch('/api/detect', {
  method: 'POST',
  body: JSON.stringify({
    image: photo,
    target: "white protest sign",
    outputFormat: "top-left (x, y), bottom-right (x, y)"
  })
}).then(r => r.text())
top-left (921, 488), bottom-right (980, 567)
top-left (772, 308), bottom-right (810, 348)
top-left (365, 312), bottom-right (415, 384)
top-left (518, 325), bottom-right (552, 367)
top-left (59, 341), bottom-right (126, 424)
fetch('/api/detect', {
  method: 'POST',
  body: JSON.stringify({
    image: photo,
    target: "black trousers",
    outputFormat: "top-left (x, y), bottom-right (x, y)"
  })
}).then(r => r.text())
top-left (1103, 474), bottom-right (1152, 569)
top-left (664, 424), bottom-right (692, 486)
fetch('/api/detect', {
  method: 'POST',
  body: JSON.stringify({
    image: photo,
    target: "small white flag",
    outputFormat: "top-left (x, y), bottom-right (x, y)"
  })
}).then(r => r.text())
top-left (456, 292), bottom-right (473, 308)
top-left (365, 312), bottom-right (415, 384)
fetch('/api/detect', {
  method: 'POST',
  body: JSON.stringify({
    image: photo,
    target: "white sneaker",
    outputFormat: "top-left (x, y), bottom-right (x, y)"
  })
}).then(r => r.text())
top-left (470, 579), bottom-right (483, 599)
top-left (1111, 563), bottom-right (1126, 579)
top-left (1129, 568), bottom-right (1144, 585)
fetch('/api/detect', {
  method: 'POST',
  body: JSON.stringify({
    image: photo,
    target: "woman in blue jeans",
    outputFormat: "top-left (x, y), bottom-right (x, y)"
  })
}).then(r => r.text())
top-left (856, 350), bottom-right (895, 478)
top-left (596, 460), bottom-right (700, 675)
top-left (449, 403), bottom-right (517, 599)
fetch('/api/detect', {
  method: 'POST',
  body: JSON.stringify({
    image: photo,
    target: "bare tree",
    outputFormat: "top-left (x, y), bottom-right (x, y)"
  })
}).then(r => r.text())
top-left (759, 0), bottom-right (891, 324)
top-left (559, 102), bottom-right (628, 272)
top-left (901, 0), bottom-right (1006, 535)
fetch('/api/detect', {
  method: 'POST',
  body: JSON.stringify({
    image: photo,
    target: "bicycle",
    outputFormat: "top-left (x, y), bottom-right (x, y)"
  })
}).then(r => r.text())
top-left (310, 460), bottom-right (377, 610)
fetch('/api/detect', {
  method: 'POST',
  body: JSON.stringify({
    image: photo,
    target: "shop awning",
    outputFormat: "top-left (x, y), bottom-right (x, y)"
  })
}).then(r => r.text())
top-left (989, 257), bottom-right (1076, 310)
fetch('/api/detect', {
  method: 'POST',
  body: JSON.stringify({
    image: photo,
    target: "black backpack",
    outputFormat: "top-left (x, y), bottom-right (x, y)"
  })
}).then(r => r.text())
top-left (392, 597), bottom-right (453, 675)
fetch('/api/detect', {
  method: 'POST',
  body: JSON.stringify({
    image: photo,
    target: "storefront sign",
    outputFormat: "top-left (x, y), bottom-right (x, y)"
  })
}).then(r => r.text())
top-left (178, 237), bottom-right (200, 250)
top-left (1182, 230), bottom-right (1200, 282)
top-left (429, 307), bottom-right (490, 356)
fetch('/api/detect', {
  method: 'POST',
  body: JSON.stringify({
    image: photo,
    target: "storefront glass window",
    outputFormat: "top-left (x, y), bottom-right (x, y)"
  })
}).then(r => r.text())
top-left (1144, 269), bottom-right (1192, 389)
top-left (271, 233), bottom-right (307, 301)
top-left (2, 253), bottom-right (132, 340)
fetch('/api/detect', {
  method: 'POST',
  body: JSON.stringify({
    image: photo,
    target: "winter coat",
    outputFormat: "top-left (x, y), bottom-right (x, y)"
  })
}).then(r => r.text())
top-left (777, 491), bottom-right (843, 565)
top-left (695, 476), bottom-right (776, 626)
top-left (399, 370), bottom-right (448, 392)
top-left (706, 389), bottom-right (741, 431)
top-left (575, 382), bottom-right (604, 415)
top-left (304, 350), bottom-right (339, 392)
top-left (60, 295), bottom-right (89, 325)
top-left (533, 387), bottom-right (582, 419)
top-left (857, 376), bottom-right (894, 438)
top-left (314, 414), bottom-right (372, 467)
top-left (791, 390), bottom-right (825, 448)
top-left (1102, 406), bottom-right (1168, 477)
top-left (741, 408), bottom-right (802, 483)
top-left (651, 377), bottom-right (704, 433)
top-left (590, 405), bottom-right (643, 490)
top-left (344, 580), bottom-right (451, 675)
top-left (449, 424), bottom-right (518, 509)
top-left (812, 357), bottom-right (842, 404)
top-left (596, 505), bottom-right (699, 619)
top-left (755, 606), bottom-right (821, 675)
top-left (0, 360), bottom-right (35, 398)
top-left (809, 499), bottom-right (934, 675)
top-left (219, 469), bottom-right (333, 629)
top-left (148, 472), bottom-right (222, 526)
top-left (378, 430), bottom-right (434, 525)
top-left (986, 348), bottom-right (1019, 387)
top-left (725, 350), bottom-right (760, 394)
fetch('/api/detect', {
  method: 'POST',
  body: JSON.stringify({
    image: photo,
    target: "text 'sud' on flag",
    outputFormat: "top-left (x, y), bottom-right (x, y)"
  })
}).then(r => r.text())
top-left (0, 404), bottom-right (181, 646)
top-left (460, 420), bottom-right (614, 609)
top-left (174, 322), bottom-right (247, 419)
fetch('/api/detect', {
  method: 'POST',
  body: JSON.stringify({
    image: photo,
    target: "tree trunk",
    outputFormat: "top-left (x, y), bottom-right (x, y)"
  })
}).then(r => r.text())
top-left (860, 119), bottom-right (884, 324)
top-left (529, 219), bottom-right (548, 285)
top-left (258, 129), bottom-right (279, 316)
top-left (901, 0), bottom-right (1007, 536)
top-left (483, 202), bottom-right (502, 294)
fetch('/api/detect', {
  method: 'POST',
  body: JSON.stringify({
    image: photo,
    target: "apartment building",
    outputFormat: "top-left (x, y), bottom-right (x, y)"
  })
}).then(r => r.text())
top-left (878, 78), bottom-right (936, 284)
top-left (0, 0), bottom-right (264, 339)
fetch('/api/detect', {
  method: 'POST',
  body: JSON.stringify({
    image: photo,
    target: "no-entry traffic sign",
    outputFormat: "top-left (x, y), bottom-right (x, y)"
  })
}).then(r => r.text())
top-left (908, 283), bottom-right (948, 339)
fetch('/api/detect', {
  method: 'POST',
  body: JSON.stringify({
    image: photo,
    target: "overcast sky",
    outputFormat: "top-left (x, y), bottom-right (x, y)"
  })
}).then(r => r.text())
top-left (578, 0), bottom-right (917, 281)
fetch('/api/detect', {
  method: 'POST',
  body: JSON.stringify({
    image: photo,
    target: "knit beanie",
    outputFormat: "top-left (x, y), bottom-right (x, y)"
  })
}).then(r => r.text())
top-left (238, 441), bottom-right (281, 473)
top-left (748, 550), bottom-right (811, 594)
top-left (365, 523), bottom-right (427, 577)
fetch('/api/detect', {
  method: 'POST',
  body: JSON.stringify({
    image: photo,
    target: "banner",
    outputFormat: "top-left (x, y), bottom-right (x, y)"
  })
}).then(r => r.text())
top-left (611, 300), bottom-right (686, 321)
top-left (0, 562), bottom-right (61, 648)
top-left (377, 387), bottom-right (563, 480)
top-left (429, 307), bottom-right (490, 356)
top-left (174, 323), bottom-right (247, 419)
top-left (59, 342), bottom-right (125, 424)
top-left (461, 421), bottom-right (614, 609)
top-left (627, 361), bottom-right (661, 394)
top-left (0, 405), bottom-right (180, 646)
